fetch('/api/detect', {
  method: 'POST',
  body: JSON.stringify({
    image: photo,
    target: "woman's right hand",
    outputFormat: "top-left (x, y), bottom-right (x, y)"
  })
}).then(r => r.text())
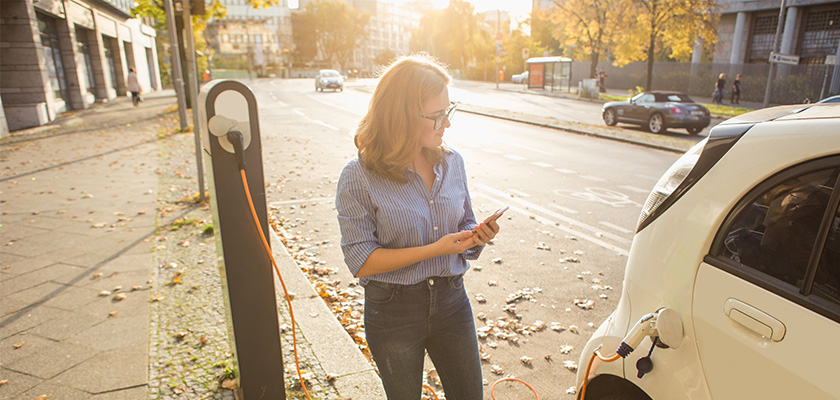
top-left (434, 230), bottom-right (481, 255)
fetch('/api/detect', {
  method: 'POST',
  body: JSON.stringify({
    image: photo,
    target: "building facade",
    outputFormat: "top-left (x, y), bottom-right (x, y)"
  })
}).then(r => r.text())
top-left (0, 0), bottom-right (161, 135)
top-left (207, 0), bottom-right (293, 76)
top-left (713, 0), bottom-right (840, 66)
top-left (350, 0), bottom-right (422, 74)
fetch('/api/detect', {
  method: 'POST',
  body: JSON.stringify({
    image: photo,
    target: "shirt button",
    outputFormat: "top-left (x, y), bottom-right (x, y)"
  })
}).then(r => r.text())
top-left (429, 278), bottom-right (435, 285)
top-left (434, 226), bottom-right (438, 230)
top-left (429, 200), bottom-right (434, 204)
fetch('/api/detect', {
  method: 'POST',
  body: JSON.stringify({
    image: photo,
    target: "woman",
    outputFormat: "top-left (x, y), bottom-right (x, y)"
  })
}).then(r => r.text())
top-left (336, 54), bottom-right (498, 399)
top-left (127, 67), bottom-right (142, 106)
top-left (714, 73), bottom-right (726, 104)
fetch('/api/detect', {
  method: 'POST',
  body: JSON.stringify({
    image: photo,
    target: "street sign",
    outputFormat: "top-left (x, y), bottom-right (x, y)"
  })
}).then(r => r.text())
top-left (496, 44), bottom-right (502, 53)
top-left (522, 48), bottom-right (529, 59)
top-left (769, 52), bottom-right (799, 65)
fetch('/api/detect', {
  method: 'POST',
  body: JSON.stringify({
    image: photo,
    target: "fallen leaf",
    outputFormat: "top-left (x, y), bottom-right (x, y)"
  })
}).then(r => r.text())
top-left (174, 332), bottom-right (188, 340)
top-left (92, 273), bottom-right (103, 279)
top-left (13, 342), bottom-right (25, 349)
top-left (566, 386), bottom-right (577, 394)
top-left (198, 336), bottom-right (209, 345)
top-left (221, 378), bottom-right (238, 389)
top-left (108, 311), bottom-right (118, 317)
top-left (0, 379), bottom-right (8, 386)
top-left (520, 356), bottom-right (533, 365)
top-left (113, 285), bottom-right (123, 292)
top-left (563, 360), bottom-right (578, 371)
top-left (151, 295), bottom-right (165, 302)
top-left (35, 396), bottom-right (49, 400)
top-left (113, 293), bottom-right (127, 301)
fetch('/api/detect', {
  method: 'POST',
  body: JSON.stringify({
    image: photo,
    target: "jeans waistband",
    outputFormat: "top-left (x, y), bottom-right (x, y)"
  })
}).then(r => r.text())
top-left (369, 275), bottom-right (462, 289)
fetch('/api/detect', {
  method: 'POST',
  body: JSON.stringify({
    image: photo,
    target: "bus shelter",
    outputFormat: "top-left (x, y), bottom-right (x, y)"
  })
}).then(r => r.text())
top-left (526, 56), bottom-right (572, 92)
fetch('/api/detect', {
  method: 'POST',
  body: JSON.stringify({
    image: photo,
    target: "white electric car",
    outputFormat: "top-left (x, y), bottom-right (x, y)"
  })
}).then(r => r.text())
top-left (576, 103), bottom-right (840, 400)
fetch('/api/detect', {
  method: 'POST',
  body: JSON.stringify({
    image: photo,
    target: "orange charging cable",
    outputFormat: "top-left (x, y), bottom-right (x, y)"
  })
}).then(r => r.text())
top-left (240, 169), bottom-right (312, 400)
top-left (579, 349), bottom-right (621, 400)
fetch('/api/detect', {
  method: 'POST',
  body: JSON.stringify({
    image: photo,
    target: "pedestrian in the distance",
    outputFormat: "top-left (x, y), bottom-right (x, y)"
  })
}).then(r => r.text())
top-left (714, 73), bottom-right (726, 104)
top-left (598, 68), bottom-right (607, 93)
top-left (336, 53), bottom-right (499, 400)
top-left (127, 67), bottom-right (142, 107)
top-left (731, 73), bottom-right (742, 105)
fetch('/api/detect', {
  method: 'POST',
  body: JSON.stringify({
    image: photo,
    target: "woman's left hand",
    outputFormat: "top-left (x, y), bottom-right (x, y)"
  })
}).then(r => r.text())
top-left (471, 220), bottom-right (499, 246)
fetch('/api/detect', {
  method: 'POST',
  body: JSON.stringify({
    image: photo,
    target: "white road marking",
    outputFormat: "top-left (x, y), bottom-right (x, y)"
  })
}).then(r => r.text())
top-left (475, 183), bottom-right (632, 247)
top-left (619, 185), bottom-right (651, 194)
top-left (531, 162), bottom-right (553, 168)
top-left (487, 139), bottom-right (554, 156)
top-left (269, 197), bottom-right (334, 207)
top-left (482, 148), bottom-right (502, 154)
top-left (472, 191), bottom-right (629, 256)
top-left (549, 204), bottom-right (579, 214)
top-left (555, 168), bottom-right (577, 174)
top-left (580, 175), bottom-right (607, 182)
top-left (504, 154), bottom-right (527, 161)
top-left (507, 189), bottom-right (531, 198)
top-left (292, 108), bottom-right (339, 131)
top-left (599, 221), bottom-right (634, 234)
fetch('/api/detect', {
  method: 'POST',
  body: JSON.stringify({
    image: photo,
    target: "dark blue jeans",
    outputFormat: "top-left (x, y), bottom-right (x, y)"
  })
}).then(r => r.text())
top-left (364, 275), bottom-right (482, 400)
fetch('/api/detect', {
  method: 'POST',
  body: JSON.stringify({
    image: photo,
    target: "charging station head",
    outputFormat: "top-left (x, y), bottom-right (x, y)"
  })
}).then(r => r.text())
top-left (208, 115), bottom-right (251, 154)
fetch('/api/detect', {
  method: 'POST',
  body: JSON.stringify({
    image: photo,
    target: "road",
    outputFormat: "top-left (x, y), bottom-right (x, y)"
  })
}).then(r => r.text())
top-left (254, 78), bottom-right (681, 398)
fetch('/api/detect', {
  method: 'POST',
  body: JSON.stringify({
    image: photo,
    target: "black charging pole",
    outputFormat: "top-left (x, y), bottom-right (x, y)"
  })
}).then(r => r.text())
top-left (198, 80), bottom-right (285, 399)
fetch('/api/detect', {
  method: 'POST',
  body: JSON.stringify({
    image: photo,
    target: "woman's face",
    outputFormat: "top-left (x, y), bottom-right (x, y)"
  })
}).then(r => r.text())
top-left (418, 86), bottom-right (451, 150)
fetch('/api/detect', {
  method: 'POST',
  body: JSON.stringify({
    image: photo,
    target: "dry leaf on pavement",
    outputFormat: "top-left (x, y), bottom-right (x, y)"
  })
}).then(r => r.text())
top-left (221, 379), bottom-right (238, 389)
top-left (13, 342), bottom-right (24, 349)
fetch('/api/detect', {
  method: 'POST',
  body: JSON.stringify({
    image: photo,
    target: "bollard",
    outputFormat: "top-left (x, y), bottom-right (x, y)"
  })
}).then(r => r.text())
top-left (198, 80), bottom-right (286, 399)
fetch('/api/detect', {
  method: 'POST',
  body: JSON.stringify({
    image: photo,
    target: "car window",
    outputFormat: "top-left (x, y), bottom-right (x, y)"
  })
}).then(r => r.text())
top-left (636, 94), bottom-right (654, 103)
top-left (666, 94), bottom-right (693, 103)
top-left (719, 169), bottom-right (836, 289)
top-left (321, 70), bottom-right (339, 77)
top-left (814, 203), bottom-right (840, 305)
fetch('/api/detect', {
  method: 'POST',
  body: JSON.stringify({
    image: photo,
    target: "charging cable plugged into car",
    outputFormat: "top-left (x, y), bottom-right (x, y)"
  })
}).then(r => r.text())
top-left (580, 308), bottom-right (684, 400)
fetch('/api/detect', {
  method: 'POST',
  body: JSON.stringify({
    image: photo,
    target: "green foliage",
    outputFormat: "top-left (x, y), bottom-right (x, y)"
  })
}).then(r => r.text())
top-left (409, 0), bottom-right (489, 77)
top-left (628, 86), bottom-right (645, 96)
top-left (549, 0), bottom-right (626, 78)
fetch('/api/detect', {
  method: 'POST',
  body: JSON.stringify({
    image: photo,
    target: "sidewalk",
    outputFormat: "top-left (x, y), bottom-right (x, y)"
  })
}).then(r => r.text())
top-left (0, 81), bottom-right (753, 399)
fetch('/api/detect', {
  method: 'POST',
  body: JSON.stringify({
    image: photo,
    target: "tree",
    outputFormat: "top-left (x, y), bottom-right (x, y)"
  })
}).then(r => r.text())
top-left (409, 0), bottom-right (489, 78)
top-left (613, 0), bottom-right (719, 90)
top-left (530, 9), bottom-right (562, 57)
top-left (502, 24), bottom-right (547, 78)
top-left (292, 0), bottom-right (369, 71)
top-left (550, 0), bottom-right (626, 78)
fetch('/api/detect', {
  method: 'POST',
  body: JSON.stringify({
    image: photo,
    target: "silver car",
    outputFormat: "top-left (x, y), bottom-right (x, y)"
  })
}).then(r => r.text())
top-left (315, 69), bottom-right (344, 92)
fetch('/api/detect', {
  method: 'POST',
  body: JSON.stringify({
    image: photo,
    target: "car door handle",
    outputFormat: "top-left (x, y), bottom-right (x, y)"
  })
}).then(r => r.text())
top-left (724, 298), bottom-right (786, 341)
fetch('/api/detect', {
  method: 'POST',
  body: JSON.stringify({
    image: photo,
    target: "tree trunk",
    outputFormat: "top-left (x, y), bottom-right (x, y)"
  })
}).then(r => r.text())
top-left (646, 30), bottom-right (655, 91)
top-left (589, 51), bottom-right (600, 78)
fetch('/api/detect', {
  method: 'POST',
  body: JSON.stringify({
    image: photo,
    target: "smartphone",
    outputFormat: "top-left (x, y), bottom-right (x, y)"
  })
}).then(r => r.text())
top-left (481, 206), bottom-right (509, 224)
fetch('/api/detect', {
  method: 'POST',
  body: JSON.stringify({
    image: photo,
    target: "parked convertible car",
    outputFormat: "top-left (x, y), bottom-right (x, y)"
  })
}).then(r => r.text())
top-left (602, 91), bottom-right (710, 135)
top-left (577, 102), bottom-right (840, 400)
top-left (315, 69), bottom-right (344, 92)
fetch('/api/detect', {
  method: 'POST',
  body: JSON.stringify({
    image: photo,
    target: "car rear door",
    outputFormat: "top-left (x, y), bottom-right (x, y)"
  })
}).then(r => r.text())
top-left (693, 159), bottom-right (840, 399)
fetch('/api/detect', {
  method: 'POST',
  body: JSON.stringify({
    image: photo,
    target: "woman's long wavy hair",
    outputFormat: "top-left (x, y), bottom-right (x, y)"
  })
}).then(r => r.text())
top-left (355, 53), bottom-right (451, 183)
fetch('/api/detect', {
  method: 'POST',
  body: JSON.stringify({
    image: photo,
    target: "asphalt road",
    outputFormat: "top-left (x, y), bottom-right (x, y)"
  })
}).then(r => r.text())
top-left (253, 78), bottom-right (681, 398)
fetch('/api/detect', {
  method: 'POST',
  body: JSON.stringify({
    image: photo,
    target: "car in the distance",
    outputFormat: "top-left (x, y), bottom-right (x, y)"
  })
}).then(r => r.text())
top-left (576, 102), bottom-right (840, 400)
top-left (512, 71), bottom-right (529, 84)
top-left (602, 91), bottom-right (710, 135)
top-left (315, 69), bottom-right (344, 92)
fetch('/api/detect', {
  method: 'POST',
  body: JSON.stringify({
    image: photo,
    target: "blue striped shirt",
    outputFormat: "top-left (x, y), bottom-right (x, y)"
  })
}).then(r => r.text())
top-left (336, 149), bottom-right (483, 286)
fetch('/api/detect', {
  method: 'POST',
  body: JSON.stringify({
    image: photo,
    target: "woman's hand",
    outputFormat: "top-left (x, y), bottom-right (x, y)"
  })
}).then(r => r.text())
top-left (435, 230), bottom-right (482, 255)
top-left (471, 220), bottom-right (499, 246)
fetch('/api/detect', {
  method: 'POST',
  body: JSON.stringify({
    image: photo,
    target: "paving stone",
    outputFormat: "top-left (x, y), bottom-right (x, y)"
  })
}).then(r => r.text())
top-left (0, 304), bottom-right (65, 339)
top-left (17, 263), bottom-right (88, 286)
top-left (53, 345), bottom-right (147, 393)
top-left (21, 381), bottom-right (91, 400)
top-left (0, 366), bottom-right (44, 398)
top-left (25, 308), bottom-right (104, 341)
top-left (0, 331), bottom-right (58, 365)
top-left (66, 315), bottom-right (148, 352)
top-left (5, 341), bottom-right (94, 379)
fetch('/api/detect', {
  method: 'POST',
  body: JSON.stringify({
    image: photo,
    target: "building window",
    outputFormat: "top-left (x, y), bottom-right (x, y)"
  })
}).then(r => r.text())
top-left (749, 13), bottom-right (780, 63)
top-left (75, 26), bottom-right (96, 94)
top-left (800, 7), bottom-right (840, 64)
top-left (102, 36), bottom-right (118, 91)
top-left (37, 12), bottom-right (68, 102)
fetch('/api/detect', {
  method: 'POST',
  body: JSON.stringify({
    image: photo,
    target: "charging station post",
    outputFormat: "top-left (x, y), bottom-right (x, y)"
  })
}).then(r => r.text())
top-left (198, 80), bottom-right (285, 399)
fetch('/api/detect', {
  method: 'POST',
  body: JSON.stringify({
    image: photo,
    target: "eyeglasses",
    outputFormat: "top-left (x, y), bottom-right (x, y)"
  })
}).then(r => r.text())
top-left (421, 102), bottom-right (457, 130)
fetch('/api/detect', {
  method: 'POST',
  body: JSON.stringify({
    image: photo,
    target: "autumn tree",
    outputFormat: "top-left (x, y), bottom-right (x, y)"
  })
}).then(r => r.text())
top-left (530, 8), bottom-right (562, 57)
top-left (550, 0), bottom-right (626, 79)
top-left (614, 0), bottom-right (719, 90)
top-left (410, 0), bottom-right (489, 77)
top-left (503, 23), bottom-right (548, 77)
top-left (292, 0), bottom-right (369, 71)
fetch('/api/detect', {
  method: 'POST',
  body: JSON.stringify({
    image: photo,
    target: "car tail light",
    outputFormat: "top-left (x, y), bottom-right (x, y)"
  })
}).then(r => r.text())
top-left (670, 106), bottom-right (684, 114)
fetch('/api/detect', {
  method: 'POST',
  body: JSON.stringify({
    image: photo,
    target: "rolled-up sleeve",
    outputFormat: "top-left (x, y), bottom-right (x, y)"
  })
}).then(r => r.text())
top-left (336, 162), bottom-right (381, 276)
top-left (454, 153), bottom-right (484, 260)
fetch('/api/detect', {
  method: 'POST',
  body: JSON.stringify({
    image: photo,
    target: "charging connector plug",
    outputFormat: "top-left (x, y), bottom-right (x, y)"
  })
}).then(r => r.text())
top-left (227, 131), bottom-right (246, 170)
top-left (617, 313), bottom-right (656, 358)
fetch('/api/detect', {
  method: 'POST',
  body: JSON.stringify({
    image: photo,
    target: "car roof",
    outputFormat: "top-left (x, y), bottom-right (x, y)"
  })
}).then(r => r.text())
top-left (719, 103), bottom-right (840, 126)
